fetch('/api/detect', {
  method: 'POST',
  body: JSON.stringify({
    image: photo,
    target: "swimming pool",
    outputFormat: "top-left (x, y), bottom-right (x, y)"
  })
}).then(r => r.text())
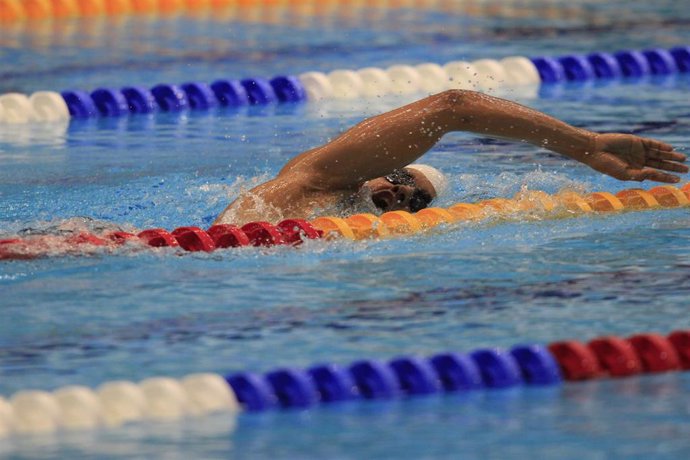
top-left (2, 0), bottom-right (690, 458)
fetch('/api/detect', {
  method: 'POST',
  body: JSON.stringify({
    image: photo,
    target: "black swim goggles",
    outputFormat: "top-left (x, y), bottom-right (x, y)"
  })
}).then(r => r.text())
top-left (383, 169), bottom-right (433, 213)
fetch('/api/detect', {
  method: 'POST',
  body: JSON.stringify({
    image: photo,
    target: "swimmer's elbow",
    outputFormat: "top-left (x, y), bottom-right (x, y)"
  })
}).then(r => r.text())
top-left (443, 88), bottom-right (487, 109)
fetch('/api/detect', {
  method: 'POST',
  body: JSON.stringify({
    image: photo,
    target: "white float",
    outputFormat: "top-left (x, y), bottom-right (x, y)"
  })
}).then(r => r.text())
top-left (97, 381), bottom-right (146, 427)
top-left (386, 65), bottom-right (422, 95)
top-left (53, 386), bottom-right (102, 430)
top-left (443, 61), bottom-right (480, 90)
top-left (139, 377), bottom-right (190, 421)
top-left (10, 390), bottom-right (62, 434)
top-left (298, 71), bottom-right (334, 101)
top-left (471, 59), bottom-right (509, 93)
top-left (414, 63), bottom-right (449, 94)
top-left (29, 91), bottom-right (70, 122)
top-left (500, 56), bottom-right (541, 86)
top-left (181, 373), bottom-right (240, 416)
top-left (0, 93), bottom-right (35, 124)
top-left (327, 70), bottom-right (364, 99)
top-left (0, 397), bottom-right (14, 437)
top-left (356, 67), bottom-right (392, 98)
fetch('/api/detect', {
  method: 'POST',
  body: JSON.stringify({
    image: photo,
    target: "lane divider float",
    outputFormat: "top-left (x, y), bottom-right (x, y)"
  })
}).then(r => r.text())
top-left (2, 183), bottom-right (690, 260)
top-left (0, 0), bottom-right (603, 23)
top-left (0, 329), bottom-right (688, 437)
top-left (1, 45), bottom-right (688, 125)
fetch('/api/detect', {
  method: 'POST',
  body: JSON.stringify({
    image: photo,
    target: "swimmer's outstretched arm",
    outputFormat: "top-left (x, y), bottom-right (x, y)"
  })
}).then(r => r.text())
top-left (282, 90), bottom-right (687, 189)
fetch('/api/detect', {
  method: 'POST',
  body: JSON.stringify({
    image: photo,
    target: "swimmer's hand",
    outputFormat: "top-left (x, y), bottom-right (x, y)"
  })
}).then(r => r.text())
top-left (579, 133), bottom-right (688, 183)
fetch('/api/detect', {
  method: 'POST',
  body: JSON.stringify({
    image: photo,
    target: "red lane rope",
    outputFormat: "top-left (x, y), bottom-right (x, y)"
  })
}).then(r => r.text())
top-left (549, 332), bottom-right (690, 381)
top-left (0, 218), bottom-right (321, 260)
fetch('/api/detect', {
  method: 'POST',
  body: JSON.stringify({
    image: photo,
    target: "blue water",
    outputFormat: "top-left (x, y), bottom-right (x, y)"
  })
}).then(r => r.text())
top-left (2, 1), bottom-right (690, 458)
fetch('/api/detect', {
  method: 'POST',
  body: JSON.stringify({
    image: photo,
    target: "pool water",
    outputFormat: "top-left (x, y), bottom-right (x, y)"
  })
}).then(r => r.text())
top-left (2, 1), bottom-right (690, 458)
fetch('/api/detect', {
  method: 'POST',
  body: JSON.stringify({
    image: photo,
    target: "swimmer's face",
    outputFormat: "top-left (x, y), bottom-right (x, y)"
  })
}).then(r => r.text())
top-left (362, 168), bottom-right (435, 213)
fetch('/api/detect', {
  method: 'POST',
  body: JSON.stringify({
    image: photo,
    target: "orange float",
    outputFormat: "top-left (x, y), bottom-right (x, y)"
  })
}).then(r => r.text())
top-left (131, 0), bottom-right (157, 13)
top-left (379, 211), bottom-right (422, 235)
top-left (51, 0), bottom-right (79, 18)
top-left (0, 0), bottom-right (25, 22)
top-left (344, 213), bottom-right (389, 240)
top-left (513, 190), bottom-right (558, 212)
top-left (310, 216), bottom-right (355, 240)
top-left (615, 189), bottom-right (659, 209)
top-left (585, 191), bottom-right (624, 212)
top-left (648, 185), bottom-right (689, 207)
top-left (447, 203), bottom-right (482, 220)
top-left (680, 183), bottom-right (690, 201)
top-left (556, 191), bottom-right (592, 213)
top-left (414, 207), bottom-right (455, 228)
top-left (24, 0), bottom-right (52, 20)
top-left (104, 0), bottom-right (132, 14)
top-left (476, 197), bottom-right (520, 214)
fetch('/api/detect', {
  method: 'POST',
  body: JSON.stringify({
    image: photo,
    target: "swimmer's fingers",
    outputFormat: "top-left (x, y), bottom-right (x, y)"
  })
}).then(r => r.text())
top-left (644, 139), bottom-right (686, 162)
top-left (629, 168), bottom-right (681, 184)
top-left (647, 148), bottom-right (687, 163)
top-left (643, 138), bottom-right (674, 152)
top-left (646, 159), bottom-right (689, 174)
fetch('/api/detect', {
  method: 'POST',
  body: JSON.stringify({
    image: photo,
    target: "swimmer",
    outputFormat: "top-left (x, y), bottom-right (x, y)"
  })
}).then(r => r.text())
top-left (215, 90), bottom-right (687, 225)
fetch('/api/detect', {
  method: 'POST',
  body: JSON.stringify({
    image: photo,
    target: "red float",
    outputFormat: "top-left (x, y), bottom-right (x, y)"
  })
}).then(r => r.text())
top-left (277, 219), bottom-right (322, 245)
top-left (171, 227), bottom-right (216, 252)
top-left (207, 224), bottom-right (250, 248)
top-left (588, 336), bottom-right (642, 377)
top-left (547, 341), bottom-right (603, 381)
top-left (137, 229), bottom-right (179, 247)
top-left (240, 222), bottom-right (285, 247)
top-left (667, 331), bottom-right (690, 370)
top-left (627, 334), bottom-right (681, 373)
top-left (65, 232), bottom-right (108, 246)
top-left (105, 231), bottom-right (137, 244)
top-left (0, 239), bottom-right (35, 260)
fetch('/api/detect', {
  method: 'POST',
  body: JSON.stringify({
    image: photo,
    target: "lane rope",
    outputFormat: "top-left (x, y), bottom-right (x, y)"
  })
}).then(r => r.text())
top-left (1, 45), bottom-right (688, 124)
top-left (0, 329), bottom-right (687, 437)
top-left (2, 184), bottom-right (689, 260)
top-left (0, 0), bottom-right (608, 23)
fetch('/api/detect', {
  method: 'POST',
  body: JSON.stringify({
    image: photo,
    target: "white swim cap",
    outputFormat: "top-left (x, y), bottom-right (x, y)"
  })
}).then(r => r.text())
top-left (405, 164), bottom-right (448, 196)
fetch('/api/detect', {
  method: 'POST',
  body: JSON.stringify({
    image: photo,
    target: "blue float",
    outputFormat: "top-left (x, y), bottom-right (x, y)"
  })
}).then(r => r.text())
top-left (470, 349), bottom-right (523, 388)
top-left (558, 55), bottom-right (595, 81)
top-left (586, 52), bottom-right (622, 79)
top-left (90, 88), bottom-right (130, 117)
top-left (265, 368), bottom-right (319, 409)
top-left (349, 360), bottom-right (401, 399)
top-left (389, 356), bottom-right (441, 395)
top-left (530, 57), bottom-right (566, 83)
top-left (510, 344), bottom-right (563, 385)
top-left (151, 84), bottom-right (189, 111)
top-left (121, 86), bottom-right (157, 114)
top-left (240, 78), bottom-right (277, 105)
top-left (642, 49), bottom-right (678, 75)
top-left (614, 50), bottom-right (651, 77)
top-left (429, 352), bottom-right (483, 391)
top-left (181, 82), bottom-right (218, 110)
top-left (670, 46), bottom-right (690, 72)
top-left (225, 372), bottom-right (277, 411)
top-left (210, 80), bottom-right (249, 107)
top-left (60, 90), bottom-right (98, 118)
top-left (270, 76), bottom-right (307, 103)
top-left (307, 363), bottom-right (359, 402)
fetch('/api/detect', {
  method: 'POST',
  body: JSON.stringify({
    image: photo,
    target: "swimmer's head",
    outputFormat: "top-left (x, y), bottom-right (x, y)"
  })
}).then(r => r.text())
top-left (361, 164), bottom-right (448, 213)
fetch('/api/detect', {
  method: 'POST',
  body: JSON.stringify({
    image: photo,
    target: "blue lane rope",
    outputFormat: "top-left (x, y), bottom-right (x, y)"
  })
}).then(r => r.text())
top-left (2, 45), bottom-right (689, 124)
top-left (50, 45), bottom-right (687, 120)
top-left (226, 343), bottom-right (563, 412)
